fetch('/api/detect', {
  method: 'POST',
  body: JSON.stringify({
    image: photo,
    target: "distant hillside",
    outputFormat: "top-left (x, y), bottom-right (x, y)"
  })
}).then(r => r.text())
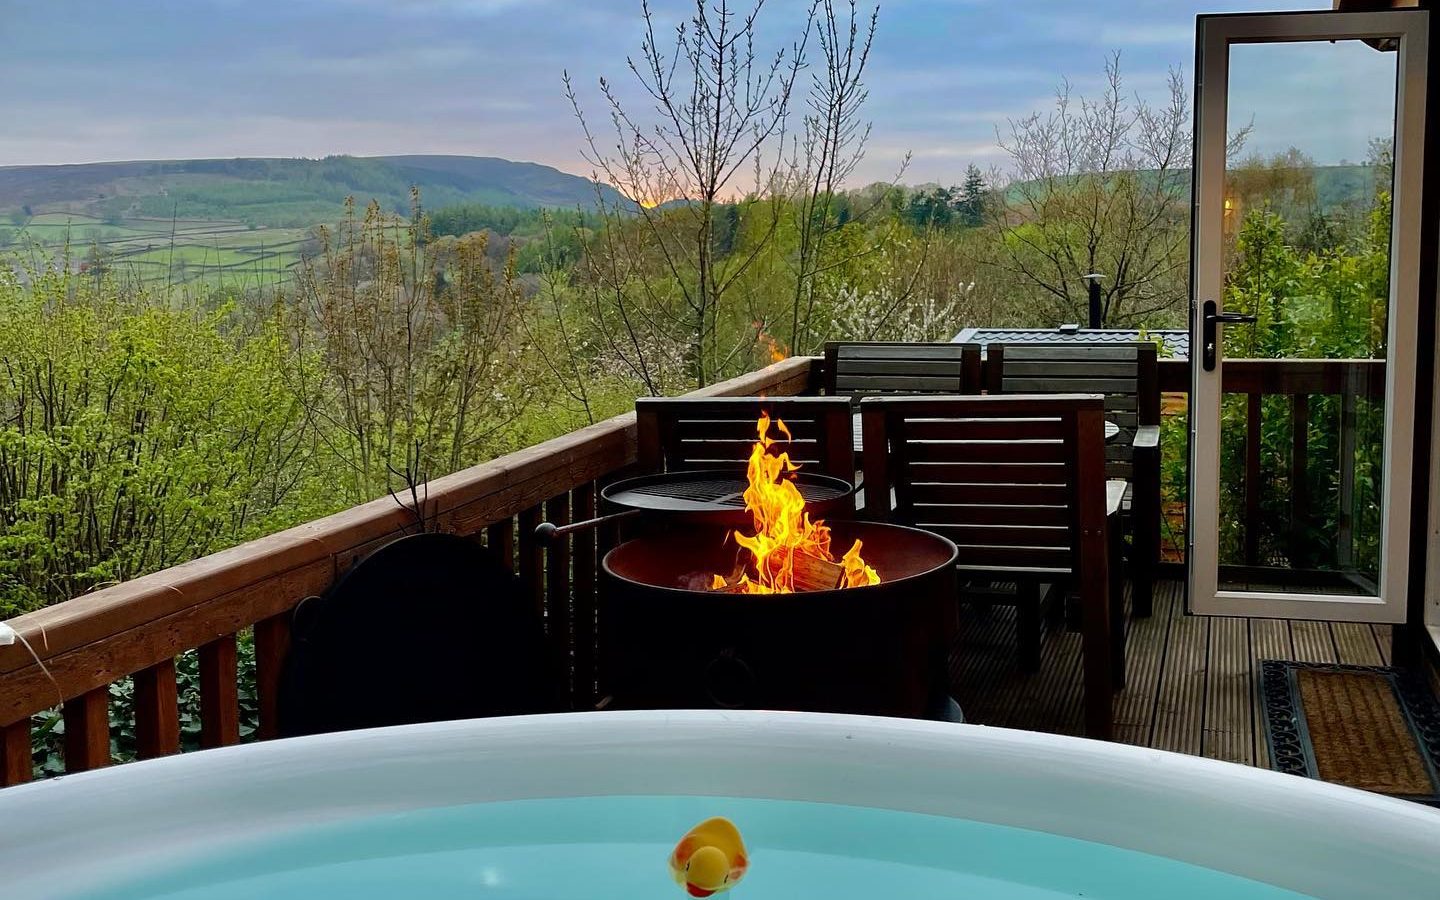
top-left (0, 155), bottom-right (626, 228)
top-left (1001, 164), bottom-right (1379, 211)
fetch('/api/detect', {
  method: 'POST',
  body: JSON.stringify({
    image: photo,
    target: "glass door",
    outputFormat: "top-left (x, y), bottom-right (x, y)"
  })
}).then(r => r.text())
top-left (1189, 10), bottom-right (1427, 621)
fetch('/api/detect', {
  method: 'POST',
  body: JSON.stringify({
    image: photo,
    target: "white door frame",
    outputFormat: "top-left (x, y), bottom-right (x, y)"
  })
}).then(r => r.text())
top-left (1190, 10), bottom-right (1428, 622)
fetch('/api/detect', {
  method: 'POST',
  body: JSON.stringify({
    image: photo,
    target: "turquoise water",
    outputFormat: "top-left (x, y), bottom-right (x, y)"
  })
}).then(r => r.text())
top-left (83, 796), bottom-right (1313, 899)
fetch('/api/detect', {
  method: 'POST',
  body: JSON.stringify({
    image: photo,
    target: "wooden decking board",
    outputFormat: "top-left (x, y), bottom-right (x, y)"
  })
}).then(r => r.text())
top-left (1023, 621), bottom-right (1085, 735)
top-left (1332, 622), bottom-right (1384, 666)
top-left (949, 595), bottom-right (1083, 735)
top-left (993, 613), bottom-right (1082, 735)
top-left (1247, 617), bottom-right (1292, 769)
top-left (1289, 620), bottom-right (1339, 663)
top-left (950, 578), bottom-right (1415, 773)
top-left (1150, 598), bottom-right (1209, 755)
top-left (1113, 581), bottom-right (1175, 747)
top-left (1372, 624), bottom-right (1393, 664)
top-left (1201, 615), bottom-right (1253, 765)
top-left (951, 605), bottom-right (1015, 723)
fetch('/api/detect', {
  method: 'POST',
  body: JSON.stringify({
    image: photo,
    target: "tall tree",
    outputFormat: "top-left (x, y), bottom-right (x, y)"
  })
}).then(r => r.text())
top-left (783, 0), bottom-right (888, 355)
top-left (567, 0), bottom-right (813, 389)
top-left (956, 164), bottom-right (988, 227)
top-left (988, 53), bottom-right (1236, 327)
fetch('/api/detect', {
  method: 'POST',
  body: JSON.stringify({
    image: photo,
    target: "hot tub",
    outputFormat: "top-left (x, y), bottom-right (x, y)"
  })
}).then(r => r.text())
top-left (1, 711), bottom-right (1437, 898)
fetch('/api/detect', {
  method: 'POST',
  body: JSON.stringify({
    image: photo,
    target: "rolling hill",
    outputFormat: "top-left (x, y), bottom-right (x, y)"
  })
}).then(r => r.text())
top-left (0, 155), bottom-right (626, 228)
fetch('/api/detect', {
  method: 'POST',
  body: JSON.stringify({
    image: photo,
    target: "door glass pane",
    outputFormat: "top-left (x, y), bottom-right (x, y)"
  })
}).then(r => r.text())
top-left (1217, 40), bottom-right (1396, 595)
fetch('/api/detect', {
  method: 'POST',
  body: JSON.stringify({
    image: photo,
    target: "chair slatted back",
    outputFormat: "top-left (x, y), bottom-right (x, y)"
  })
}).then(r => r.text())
top-left (635, 396), bottom-right (855, 480)
top-left (860, 394), bottom-right (1107, 573)
top-left (824, 342), bottom-right (981, 402)
top-left (984, 342), bottom-right (1158, 481)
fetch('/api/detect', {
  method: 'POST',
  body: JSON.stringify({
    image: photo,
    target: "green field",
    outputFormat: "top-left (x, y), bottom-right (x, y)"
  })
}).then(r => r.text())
top-left (1, 213), bottom-right (311, 288)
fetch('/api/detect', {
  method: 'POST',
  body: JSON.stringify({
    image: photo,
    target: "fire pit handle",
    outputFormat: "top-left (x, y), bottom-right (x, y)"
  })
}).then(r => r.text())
top-left (534, 509), bottom-right (643, 545)
top-left (704, 649), bottom-right (757, 710)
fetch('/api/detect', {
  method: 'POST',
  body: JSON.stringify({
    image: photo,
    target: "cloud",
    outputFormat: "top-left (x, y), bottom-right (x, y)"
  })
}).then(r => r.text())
top-left (0, 0), bottom-right (1368, 186)
top-left (1096, 23), bottom-right (1196, 47)
top-left (316, 0), bottom-right (537, 16)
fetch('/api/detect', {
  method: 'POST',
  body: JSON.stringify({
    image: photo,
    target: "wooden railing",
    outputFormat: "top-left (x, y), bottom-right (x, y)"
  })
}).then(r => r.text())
top-left (0, 356), bottom-right (817, 787)
top-left (0, 350), bottom-right (1387, 788)
top-left (1159, 357), bottom-right (1385, 571)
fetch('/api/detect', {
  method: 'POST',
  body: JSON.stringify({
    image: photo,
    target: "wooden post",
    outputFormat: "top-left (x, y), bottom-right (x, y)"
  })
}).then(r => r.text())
top-left (1245, 392), bottom-right (1262, 566)
top-left (1290, 394), bottom-right (1310, 568)
top-left (199, 635), bottom-right (240, 749)
top-left (487, 518), bottom-right (515, 571)
top-left (63, 688), bottom-right (110, 772)
top-left (1073, 401), bottom-right (1114, 740)
top-left (819, 404), bottom-right (856, 485)
top-left (1109, 496), bottom-right (1128, 689)
top-left (822, 343), bottom-right (841, 395)
top-left (253, 613), bottom-right (292, 741)
top-left (518, 505), bottom-right (546, 621)
top-left (572, 483), bottom-right (598, 708)
top-left (1337, 389), bottom-right (1358, 569)
top-left (133, 658), bottom-right (180, 759)
top-left (859, 403), bottom-right (892, 520)
top-left (545, 493), bottom-right (572, 705)
top-left (960, 342), bottom-right (982, 394)
top-left (593, 473), bottom-right (625, 705)
top-left (984, 343), bottom-right (1005, 394)
top-left (2, 720), bottom-right (31, 786)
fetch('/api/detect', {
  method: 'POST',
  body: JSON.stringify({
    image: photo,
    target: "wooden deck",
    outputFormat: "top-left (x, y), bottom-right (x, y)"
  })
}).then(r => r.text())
top-left (949, 578), bottom-right (1393, 766)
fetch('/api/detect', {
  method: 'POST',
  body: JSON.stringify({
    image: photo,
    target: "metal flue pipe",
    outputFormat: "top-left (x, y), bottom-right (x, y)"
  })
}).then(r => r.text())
top-left (1083, 273), bottom-right (1105, 329)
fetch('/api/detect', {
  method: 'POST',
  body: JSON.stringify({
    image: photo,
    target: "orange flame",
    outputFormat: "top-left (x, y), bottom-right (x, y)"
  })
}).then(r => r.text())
top-left (755, 326), bottom-right (788, 364)
top-left (710, 414), bottom-right (878, 593)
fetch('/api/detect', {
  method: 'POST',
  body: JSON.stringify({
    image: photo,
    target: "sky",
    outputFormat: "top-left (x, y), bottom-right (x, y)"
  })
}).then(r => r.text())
top-left (0, 0), bottom-right (1395, 187)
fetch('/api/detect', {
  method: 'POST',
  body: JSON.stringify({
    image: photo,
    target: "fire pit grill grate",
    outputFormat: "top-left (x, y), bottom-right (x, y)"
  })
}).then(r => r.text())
top-left (605, 472), bottom-right (851, 513)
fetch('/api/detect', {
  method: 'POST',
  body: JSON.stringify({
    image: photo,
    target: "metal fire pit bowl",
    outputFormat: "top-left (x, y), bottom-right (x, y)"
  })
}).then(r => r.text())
top-left (600, 520), bottom-right (958, 719)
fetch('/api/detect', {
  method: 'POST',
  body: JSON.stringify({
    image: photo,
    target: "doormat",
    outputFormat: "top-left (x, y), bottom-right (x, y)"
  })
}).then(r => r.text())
top-left (1260, 661), bottom-right (1440, 805)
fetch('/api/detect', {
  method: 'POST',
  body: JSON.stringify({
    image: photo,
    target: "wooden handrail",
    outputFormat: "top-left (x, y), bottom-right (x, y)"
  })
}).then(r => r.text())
top-left (0, 357), bottom-right (817, 735)
top-left (1151, 357), bottom-right (1383, 570)
top-left (1155, 357), bottom-right (1385, 396)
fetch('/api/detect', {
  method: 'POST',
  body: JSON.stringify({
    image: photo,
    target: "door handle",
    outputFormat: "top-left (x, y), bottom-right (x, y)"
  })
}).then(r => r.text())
top-left (1201, 300), bottom-right (1257, 371)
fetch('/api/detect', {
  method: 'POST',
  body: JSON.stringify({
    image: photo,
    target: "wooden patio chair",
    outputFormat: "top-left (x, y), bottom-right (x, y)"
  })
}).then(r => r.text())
top-left (822, 342), bottom-right (983, 456)
top-left (634, 395), bottom-right (856, 481)
top-left (859, 393), bottom-right (1121, 740)
top-left (983, 342), bottom-right (1161, 616)
top-left (823, 341), bottom-right (982, 402)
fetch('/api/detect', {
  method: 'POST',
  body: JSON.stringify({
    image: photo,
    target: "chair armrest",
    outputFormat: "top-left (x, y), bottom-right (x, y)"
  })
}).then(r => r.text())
top-left (1106, 479), bottom-right (1127, 518)
top-left (1132, 425), bottom-right (1160, 450)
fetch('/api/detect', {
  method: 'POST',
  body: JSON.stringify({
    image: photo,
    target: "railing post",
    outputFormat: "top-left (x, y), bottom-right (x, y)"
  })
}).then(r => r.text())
top-left (545, 493), bottom-right (572, 705)
top-left (62, 688), bottom-right (110, 772)
top-left (199, 635), bottom-right (240, 749)
top-left (487, 518), bottom-right (515, 571)
top-left (134, 658), bottom-right (180, 759)
top-left (2, 720), bottom-right (31, 786)
top-left (253, 614), bottom-right (292, 741)
top-left (1245, 392), bottom-right (1262, 566)
top-left (572, 483), bottom-right (597, 709)
top-left (518, 506), bottom-right (545, 619)
top-left (1290, 394), bottom-right (1310, 568)
top-left (1337, 389), bottom-right (1358, 569)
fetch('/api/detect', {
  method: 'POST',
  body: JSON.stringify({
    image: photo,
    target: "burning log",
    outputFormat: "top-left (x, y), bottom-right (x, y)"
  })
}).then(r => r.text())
top-left (708, 551), bottom-right (845, 593)
top-left (708, 414), bottom-right (877, 594)
top-left (789, 552), bottom-right (846, 592)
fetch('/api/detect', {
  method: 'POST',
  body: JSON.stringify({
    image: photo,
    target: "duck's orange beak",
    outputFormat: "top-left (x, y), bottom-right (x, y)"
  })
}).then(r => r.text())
top-left (685, 884), bottom-right (717, 898)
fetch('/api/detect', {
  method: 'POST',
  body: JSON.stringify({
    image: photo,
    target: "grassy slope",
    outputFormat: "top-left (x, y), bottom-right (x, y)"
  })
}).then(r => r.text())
top-left (0, 155), bottom-right (626, 286)
top-left (0, 155), bottom-right (624, 228)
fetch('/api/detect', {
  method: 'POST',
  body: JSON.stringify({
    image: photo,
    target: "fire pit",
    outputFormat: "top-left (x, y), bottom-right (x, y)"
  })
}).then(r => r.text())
top-left (601, 520), bottom-right (958, 718)
top-left (599, 412), bottom-right (957, 718)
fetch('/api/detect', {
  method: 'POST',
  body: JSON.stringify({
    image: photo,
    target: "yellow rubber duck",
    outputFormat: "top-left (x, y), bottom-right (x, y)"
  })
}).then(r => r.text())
top-left (668, 816), bottom-right (749, 897)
